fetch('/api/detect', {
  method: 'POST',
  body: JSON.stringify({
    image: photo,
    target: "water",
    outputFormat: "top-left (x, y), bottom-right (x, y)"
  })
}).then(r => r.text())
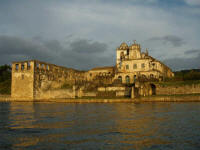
top-left (0, 102), bottom-right (200, 150)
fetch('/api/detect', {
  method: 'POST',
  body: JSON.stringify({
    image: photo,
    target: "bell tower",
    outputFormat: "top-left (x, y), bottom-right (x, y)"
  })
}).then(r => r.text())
top-left (129, 40), bottom-right (141, 59)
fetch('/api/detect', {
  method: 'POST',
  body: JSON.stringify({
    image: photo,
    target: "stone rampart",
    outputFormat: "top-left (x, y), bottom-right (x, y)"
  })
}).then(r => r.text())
top-left (156, 83), bottom-right (200, 95)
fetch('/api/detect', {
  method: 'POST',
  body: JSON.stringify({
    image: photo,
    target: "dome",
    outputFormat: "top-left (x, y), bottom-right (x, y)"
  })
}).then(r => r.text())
top-left (119, 42), bottom-right (128, 50)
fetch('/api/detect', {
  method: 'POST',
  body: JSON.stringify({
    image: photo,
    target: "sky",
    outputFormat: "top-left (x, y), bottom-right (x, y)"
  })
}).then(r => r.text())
top-left (0, 0), bottom-right (200, 71)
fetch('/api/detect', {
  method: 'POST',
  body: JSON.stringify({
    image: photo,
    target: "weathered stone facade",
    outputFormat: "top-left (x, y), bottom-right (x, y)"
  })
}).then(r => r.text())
top-left (11, 42), bottom-right (174, 100)
top-left (115, 42), bottom-right (174, 84)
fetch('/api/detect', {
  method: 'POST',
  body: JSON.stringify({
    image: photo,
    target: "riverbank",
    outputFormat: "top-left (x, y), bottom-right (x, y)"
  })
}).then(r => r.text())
top-left (1, 94), bottom-right (200, 103)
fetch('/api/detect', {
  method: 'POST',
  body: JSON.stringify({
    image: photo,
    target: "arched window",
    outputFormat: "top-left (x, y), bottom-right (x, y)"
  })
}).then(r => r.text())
top-left (150, 74), bottom-right (154, 78)
top-left (150, 84), bottom-right (156, 95)
top-left (118, 76), bottom-right (122, 83)
top-left (142, 74), bottom-right (146, 78)
top-left (126, 75), bottom-right (130, 84)
top-left (133, 75), bottom-right (137, 82)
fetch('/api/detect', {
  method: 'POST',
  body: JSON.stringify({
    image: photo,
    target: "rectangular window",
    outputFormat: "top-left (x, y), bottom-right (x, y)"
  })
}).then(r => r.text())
top-left (133, 64), bottom-right (137, 69)
top-left (21, 63), bottom-right (24, 70)
top-left (141, 63), bottom-right (145, 68)
top-left (15, 64), bottom-right (19, 71)
top-left (126, 65), bottom-right (129, 70)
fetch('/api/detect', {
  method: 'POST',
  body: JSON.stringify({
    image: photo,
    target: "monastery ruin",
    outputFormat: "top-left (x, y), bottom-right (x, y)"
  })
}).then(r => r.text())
top-left (11, 41), bottom-right (174, 100)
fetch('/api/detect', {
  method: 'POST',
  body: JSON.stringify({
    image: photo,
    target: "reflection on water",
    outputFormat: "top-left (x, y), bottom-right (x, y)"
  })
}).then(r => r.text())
top-left (0, 102), bottom-right (200, 150)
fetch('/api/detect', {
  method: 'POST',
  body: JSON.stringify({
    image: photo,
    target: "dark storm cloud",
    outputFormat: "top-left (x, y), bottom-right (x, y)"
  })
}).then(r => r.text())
top-left (164, 53), bottom-right (200, 71)
top-left (184, 49), bottom-right (200, 55)
top-left (0, 35), bottom-right (113, 70)
top-left (0, 0), bottom-right (199, 70)
top-left (70, 39), bottom-right (107, 53)
top-left (0, 35), bottom-right (56, 60)
top-left (148, 35), bottom-right (185, 47)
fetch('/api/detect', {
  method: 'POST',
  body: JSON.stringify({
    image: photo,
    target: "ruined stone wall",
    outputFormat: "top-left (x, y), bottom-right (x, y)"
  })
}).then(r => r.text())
top-left (33, 60), bottom-right (86, 99)
top-left (11, 61), bottom-right (35, 100)
top-left (11, 60), bottom-right (88, 100)
top-left (155, 84), bottom-right (200, 95)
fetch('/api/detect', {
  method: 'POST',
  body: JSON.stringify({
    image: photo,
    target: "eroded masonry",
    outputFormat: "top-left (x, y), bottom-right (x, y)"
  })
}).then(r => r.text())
top-left (11, 42), bottom-right (174, 100)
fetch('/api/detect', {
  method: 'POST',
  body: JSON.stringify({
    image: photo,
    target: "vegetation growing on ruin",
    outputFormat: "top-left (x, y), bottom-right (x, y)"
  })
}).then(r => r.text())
top-left (0, 65), bottom-right (11, 94)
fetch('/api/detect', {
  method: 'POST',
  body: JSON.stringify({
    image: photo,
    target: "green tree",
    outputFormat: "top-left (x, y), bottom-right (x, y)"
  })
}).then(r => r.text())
top-left (0, 64), bottom-right (11, 94)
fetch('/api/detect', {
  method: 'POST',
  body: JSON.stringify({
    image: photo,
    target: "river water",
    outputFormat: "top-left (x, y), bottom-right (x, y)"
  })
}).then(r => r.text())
top-left (0, 102), bottom-right (200, 150)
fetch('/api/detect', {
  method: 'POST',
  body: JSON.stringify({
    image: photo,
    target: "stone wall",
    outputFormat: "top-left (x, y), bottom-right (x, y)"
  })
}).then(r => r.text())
top-left (33, 60), bottom-right (86, 99)
top-left (156, 83), bottom-right (200, 95)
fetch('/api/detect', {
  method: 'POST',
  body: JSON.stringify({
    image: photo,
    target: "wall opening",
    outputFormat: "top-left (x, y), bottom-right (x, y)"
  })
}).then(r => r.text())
top-left (46, 65), bottom-right (49, 70)
top-left (27, 62), bottom-right (31, 70)
top-left (21, 63), bottom-right (24, 71)
top-left (118, 76), bottom-right (122, 83)
top-left (133, 75), bottom-right (137, 82)
top-left (150, 74), bottom-right (154, 79)
top-left (15, 64), bottom-right (19, 71)
top-left (36, 63), bottom-right (39, 69)
top-left (150, 84), bottom-right (156, 95)
top-left (41, 64), bottom-right (45, 69)
top-left (125, 75), bottom-right (130, 84)
top-left (126, 65), bottom-right (129, 70)
top-left (127, 49), bottom-right (129, 55)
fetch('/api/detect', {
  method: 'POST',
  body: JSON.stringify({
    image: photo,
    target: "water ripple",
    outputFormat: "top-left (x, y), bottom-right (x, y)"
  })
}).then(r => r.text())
top-left (0, 102), bottom-right (200, 150)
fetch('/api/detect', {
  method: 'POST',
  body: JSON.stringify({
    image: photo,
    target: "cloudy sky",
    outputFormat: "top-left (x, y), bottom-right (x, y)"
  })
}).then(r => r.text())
top-left (0, 0), bottom-right (200, 70)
